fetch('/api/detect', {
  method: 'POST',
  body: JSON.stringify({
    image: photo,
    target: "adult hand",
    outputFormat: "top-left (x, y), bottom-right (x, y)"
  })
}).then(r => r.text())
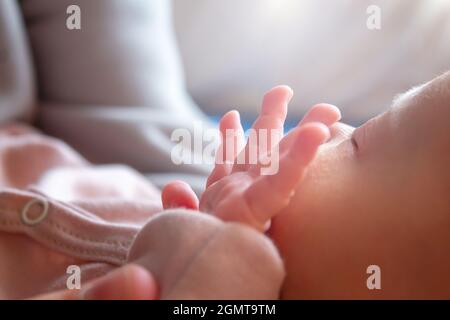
top-left (30, 264), bottom-right (158, 300)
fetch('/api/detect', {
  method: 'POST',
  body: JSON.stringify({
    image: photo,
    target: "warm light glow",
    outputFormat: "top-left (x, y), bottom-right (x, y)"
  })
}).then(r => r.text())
top-left (261, 0), bottom-right (311, 21)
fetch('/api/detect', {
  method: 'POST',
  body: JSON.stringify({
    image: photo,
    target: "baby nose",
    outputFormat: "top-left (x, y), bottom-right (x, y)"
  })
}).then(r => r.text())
top-left (327, 122), bottom-right (355, 145)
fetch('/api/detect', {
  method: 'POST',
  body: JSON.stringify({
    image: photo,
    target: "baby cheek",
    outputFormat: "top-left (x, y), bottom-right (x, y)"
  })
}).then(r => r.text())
top-left (270, 151), bottom-right (369, 296)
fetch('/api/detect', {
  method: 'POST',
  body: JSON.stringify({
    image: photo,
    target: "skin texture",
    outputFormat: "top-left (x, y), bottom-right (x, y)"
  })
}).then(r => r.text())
top-left (271, 72), bottom-right (450, 299)
top-left (167, 73), bottom-right (450, 299)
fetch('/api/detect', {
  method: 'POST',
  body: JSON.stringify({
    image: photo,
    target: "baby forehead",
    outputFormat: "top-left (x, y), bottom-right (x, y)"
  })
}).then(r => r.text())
top-left (373, 81), bottom-right (450, 163)
top-left (390, 83), bottom-right (450, 126)
top-left (393, 72), bottom-right (450, 109)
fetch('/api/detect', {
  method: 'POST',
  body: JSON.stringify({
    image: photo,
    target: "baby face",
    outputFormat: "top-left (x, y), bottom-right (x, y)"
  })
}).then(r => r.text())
top-left (271, 72), bottom-right (450, 299)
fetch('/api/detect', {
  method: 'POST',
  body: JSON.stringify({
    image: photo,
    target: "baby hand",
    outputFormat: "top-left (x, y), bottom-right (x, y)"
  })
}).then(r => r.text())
top-left (162, 86), bottom-right (341, 231)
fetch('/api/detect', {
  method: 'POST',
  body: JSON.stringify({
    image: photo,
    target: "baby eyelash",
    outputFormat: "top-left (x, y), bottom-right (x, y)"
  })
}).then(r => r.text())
top-left (351, 136), bottom-right (359, 151)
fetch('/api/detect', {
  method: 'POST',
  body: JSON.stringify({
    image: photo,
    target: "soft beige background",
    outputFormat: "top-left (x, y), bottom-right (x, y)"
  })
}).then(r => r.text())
top-left (173, 0), bottom-right (450, 123)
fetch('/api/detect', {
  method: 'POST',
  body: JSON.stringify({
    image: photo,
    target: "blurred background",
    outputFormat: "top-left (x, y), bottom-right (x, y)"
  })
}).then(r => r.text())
top-left (172, 0), bottom-right (450, 126)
